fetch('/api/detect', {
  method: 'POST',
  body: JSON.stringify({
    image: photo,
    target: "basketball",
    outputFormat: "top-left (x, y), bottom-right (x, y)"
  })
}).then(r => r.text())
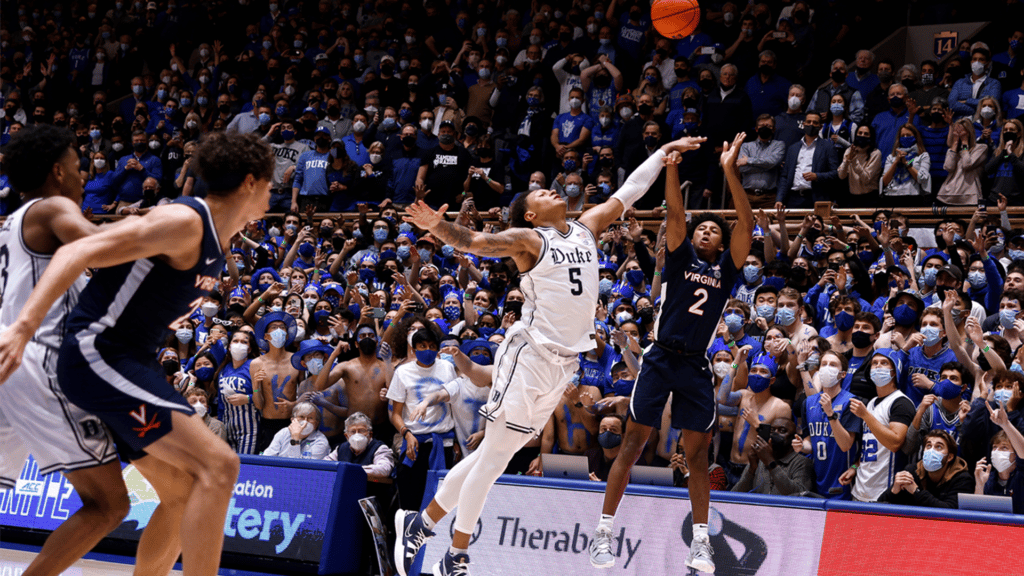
top-left (651, 0), bottom-right (701, 39)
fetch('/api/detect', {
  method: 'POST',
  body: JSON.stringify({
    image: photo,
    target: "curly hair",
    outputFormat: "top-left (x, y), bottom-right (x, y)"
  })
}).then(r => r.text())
top-left (3, 124), bottom-right (75, 193)
top-left (194, 131), bottom-right (273, 194)
top-left (689, 212), bottom-right (731, 252)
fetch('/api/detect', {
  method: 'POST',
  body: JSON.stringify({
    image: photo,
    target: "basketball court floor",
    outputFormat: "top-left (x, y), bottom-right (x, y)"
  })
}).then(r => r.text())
top-left (0, 546), bottom-right (272, 576)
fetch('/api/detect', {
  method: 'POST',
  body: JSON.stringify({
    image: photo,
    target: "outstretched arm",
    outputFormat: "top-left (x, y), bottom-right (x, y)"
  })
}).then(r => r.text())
top-left (722, 132), bottom-right (754, 270)
top-left (578, 136), bottom-right (706, 237)
top-left (404, 201), bottom-right (543, 271)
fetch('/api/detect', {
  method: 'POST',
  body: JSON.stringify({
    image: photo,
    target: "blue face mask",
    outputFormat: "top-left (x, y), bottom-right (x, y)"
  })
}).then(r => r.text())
top-left (724, 313), bottom-right (744, 333)
top-left (612, 379), bottom-right (635, 397)
top-left (380, 249), bottom-right (397, 260)
top-left (681, 121), bottom-right (699, 134)
top-left (921, 267), bottom-right (938, 287)
top-left (439, 284), bottom-right (456, 298)
top-left (893, 304), bottom-right (919, 327)
top-left (625, 269), bottom-right (645, 286)
top-left (470, 353), bottom-right (492, 366)
top-left (269, 328), bottom-right (288, 348)
top-left (921, 448), bottom-right (946, 472)
top-left (834, 310), bottom-right (855, 332)
top-left (195, 366), bottom-right (215, 381)
top-left (599, 278), bottom-right (614, 296)
top-left (439, 352), bottom-right (455, 364)
top-left (314, 310), bottom-right (331, 326)
top-left (1000, 308), bottom-right (1019, 329)
top-left (775, 307), bottom-right (796, 326)
top-left (763, 276), bottom-right (787, 290)
top-left (527, 96), bottom-right (540, 107)
top-left (870, 367), bottom-right (893, 387)
top-left (259, 113), bottom-right (271, 125)
top-left (89, 129), bottom-right (102, 140)
top-left (743, 264), bottom-right (762, 284)
top-left (443, 305), bottom-right (461, 322)
top-left (564, 159), bottom-right (577, 172)
top-left (442, 244), bottom-right (455, 258)
top-left (298, 243), bottom-right (315, 259)
top-left (829, 103), bottom-right (844, 115)
top-left (373, 228), bottom-right (388, 243)
top-left (397, 245), bottom-right (411, 260)
top-left (921, 325), bottom-right (942, 346)
top-left (747, 373), bottom-right (771, 393)
top-left (157, 89), bottom-right (167, 100)
top-left (305, 357), bottom-right (325, 375)
top-left (478, 326), bottom-right (496, 339)
top-left (359, 268), bottom-right (376, 285)
top-left (1010, 249), bottom-right (1024, 262)
top-left (858, 250), bottom-right (875, 266)
top-left (994, 389), bottom-right (1014, 404)
top-left (418, 248), bottom-right (432, 263)
top-left (756, 304), bottom-right (775, 319)
top-left (197, 97), bottom-right (209, 107)
top-left (899, 135), bottom-right (916, 149)
top-left (382, 117), bottom-right (397, 130)
top-left (415, 349), bottom-right (437, 365)
top-left (276, 105), bottom-right (288, 116)
top-left (598, 431), bottom-right (622, 449)
top-left (967, 270), bottom-right (986, 289)
top-left (934, 378), bottom-right (962, 400)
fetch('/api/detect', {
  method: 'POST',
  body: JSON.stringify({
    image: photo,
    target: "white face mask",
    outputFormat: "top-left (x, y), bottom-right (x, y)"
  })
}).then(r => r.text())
top-left (788, 95), bottom-right (802, 110)
top-left (818, 365), bottom-right (841, 388)
top-left (619, 107), bottom-right (633, 120)
top-left (229, 342), bottom-right (249, 361)
top-left (348, 432), bottom-right (369, 451)
top-left (93, 158), bottom-right (107, 169)
top-left (713, 361), bottom-right (731, 378)
top-left (980, 106), bottom-right (996, 120)
top-left (202, 302), bottom-right (219, 318)
top-left (190, 401), bottom-right (207, 417)
top-left (528, 182), bottom-right (542, 191)
top-left (353, 120), bottom-right (366, 133)
top-left (420, 119), bottom-right (433, 131)
top-left (294, 327), bottom-right (306, 341)
top-left (971, 61), bottom-right (986, 76)
top-left (369, 153), bottom-right (382, 164)
top-left (300, 421), bottom-right (315, 435)
top-left (991, 449), bottom-right (1015, 473)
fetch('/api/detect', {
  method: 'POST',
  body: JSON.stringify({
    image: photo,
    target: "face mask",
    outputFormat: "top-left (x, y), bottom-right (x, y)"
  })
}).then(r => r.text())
top-left (195, 366), bottom-right (215, 381)
top-left (803, 123), bottom-right (819, 137)
top-left (817, 365), bottom-right (841, 388)
top-left (269, 328), bottom-right (288, 348)
top-left (415, 349), bottom-right (437, 365)
top-left (775, 308), bottom-right (796, 326)
top-left (711, 361), bottom-right (731, 379)
top-left (724, 313), bottom-right (744, 333)
top-left (615, 311), bottom-right (633, 325)
top-left (831, 70), bottom-right (846, 84)
top-left (598, 431), bottom-right (622, 449)
top-left (889, 96), bottom-right (905, 109)
top-left (304, 357), bottom-right (325, 376)
top-left (920, 267), bottom-right (938, 288)
top-left (372, 228), bottom-right (389, 243)
top-left (348, 432), bottom-right (369, 451)
top-left (748, 373), bottom-right (771, 393)
top-left (190, 401), bottom-right (208, 417)
top-left (964, 270), bottom-right (986, 289)
top-left (439, 134), bottom-right (455, 146)
top-left (828, 102), bottom-right (846, 115)
top-left (528, 182), bottom-right (542, 191)
top-left (971, 61), bottom-right (986, 76)
top-left (980, 106), bottom-right (996, 120)
top-left (990, 449), bottom-right (1015, 473)
top-left (297, 421), bottom-right (315, 435)
top-left (1000, 308), bottom-right (1019, 329)
top-left (201, 302), bottom-right (219, 318)
top-left (922, 448), bottom-right (946, 472)
top-left (162, 359), bottom-right (180, 376)
top-left (229, 342), bottom-right (249, 361)
top-left (741, 264), bottom-right (762, 284)
top-left (892, 304), bottom-right (919, 327)
top-left (833, 310), bottom-right (855, 332)
top-left (756, 304), bottom-right (775, 320)
top-left (619, 107), bottom-right (633, 120)
top-left (565, 184), bottom-right (581, 198)
top-left (932, 378), bottom-right (962, 401)
top-left (921, 325), bottom-right (942, 346)
top-left (870, 367), bottom-right (893, 387)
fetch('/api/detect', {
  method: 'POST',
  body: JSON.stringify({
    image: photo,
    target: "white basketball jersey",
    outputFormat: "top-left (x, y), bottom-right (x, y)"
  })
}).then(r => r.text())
top-left (517, 221), bottom-right (600, 354)
top-left (852, 390), bottom-right (908, 502)
top-left (0, 199), bottom-right (88, 349)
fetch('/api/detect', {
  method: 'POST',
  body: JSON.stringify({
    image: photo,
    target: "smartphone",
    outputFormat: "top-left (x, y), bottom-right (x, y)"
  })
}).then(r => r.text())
top-left (978, 201), bottom-right (988, 214)
top-left (700, 46), bottom-right (716, 55)
top-left (773, 31), bottom-right (786, 38)
top-left (409, 303), bottom-right (425, 313)
top-left (500, 207), bottom-right (509, 223)
top-left (504, 300), bottom-right (523, 317)
top-left (371, 307), bottom-right (386, 319)
top-left (828, 262), bottom-right (840, 272)
top-left (757, 423), bottom-right (771, 442)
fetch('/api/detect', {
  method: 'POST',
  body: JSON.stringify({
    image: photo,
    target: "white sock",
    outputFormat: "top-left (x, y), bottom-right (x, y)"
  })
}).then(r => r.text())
top-left (449, 546), bottom-right (468, 557)
top-left (421, 511), bottom-right (437, 530)
top-left (693, 523), bottom-right (709, 541)
top-left (598, 514), bottom-right (615, 533)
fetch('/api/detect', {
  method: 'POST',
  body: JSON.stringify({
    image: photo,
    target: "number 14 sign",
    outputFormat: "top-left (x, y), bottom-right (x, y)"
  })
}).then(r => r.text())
top-left (934, 31), bottom-right (958, 59)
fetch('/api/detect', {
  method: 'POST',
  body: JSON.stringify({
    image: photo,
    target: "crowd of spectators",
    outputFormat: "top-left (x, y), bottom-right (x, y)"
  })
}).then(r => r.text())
top-left (3, 0), bottom-right (1024, 521)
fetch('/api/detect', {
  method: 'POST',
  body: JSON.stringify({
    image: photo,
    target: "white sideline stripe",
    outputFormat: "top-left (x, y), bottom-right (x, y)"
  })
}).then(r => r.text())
top-left (76, 331), bottom-right (185, 412)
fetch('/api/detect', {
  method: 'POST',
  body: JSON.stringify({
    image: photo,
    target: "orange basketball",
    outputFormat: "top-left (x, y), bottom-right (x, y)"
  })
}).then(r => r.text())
top-left (651, 0), bottom-right (701, 39)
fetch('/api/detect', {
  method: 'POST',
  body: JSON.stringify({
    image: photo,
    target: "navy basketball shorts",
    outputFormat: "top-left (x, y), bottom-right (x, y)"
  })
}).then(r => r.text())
top-left (628, 345), bottom-right (717, 433)
top-left (58, 331), bottom-right (194, 461)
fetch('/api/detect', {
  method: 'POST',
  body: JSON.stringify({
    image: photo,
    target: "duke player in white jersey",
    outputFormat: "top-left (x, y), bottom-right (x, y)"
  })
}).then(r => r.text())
top-left (592, 133), bottom-right (754, 574)
top-left (0, 125), bottom-right (129, 576)
top-left (0, 132), bottom-right (275, 576)
top-left (393, 136), bottom-right (707, 576)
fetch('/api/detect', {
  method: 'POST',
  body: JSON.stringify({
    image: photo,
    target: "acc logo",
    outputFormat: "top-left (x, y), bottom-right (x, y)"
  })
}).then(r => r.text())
top-left (449, 518), bottom-right (483, 545)
top-left (14, 480), bottom-right (44, 496)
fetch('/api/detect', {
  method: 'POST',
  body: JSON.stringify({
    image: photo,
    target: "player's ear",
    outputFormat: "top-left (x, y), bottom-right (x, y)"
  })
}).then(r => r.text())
top-left (524, 209), bottom-right (537, 223)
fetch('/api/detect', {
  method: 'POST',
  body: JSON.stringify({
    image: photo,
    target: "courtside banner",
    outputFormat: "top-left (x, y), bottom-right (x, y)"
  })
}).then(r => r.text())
top-left (0, 455), bottom-right (336, 562)
top-left (421, 476), bottom-right (825, 576)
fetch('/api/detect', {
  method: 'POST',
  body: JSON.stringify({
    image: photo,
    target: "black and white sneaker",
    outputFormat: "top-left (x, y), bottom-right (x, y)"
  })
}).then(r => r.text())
top-left (432, 550), bottom-right (471, 576)
top-left (685, 536), bottom-right (715, 573)
top-left (394, 509), bottom-right (434, 576)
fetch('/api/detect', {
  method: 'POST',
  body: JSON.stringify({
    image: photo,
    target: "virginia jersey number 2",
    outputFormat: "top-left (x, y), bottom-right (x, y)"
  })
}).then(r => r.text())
top-left (688, 288), bottom-right (708, 316)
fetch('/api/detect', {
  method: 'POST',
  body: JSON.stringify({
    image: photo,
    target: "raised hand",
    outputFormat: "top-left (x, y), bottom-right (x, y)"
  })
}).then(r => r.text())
top-left (404, 200), bottom-right (448, 230)
top-left (719, 132), bottom-right (746, 167)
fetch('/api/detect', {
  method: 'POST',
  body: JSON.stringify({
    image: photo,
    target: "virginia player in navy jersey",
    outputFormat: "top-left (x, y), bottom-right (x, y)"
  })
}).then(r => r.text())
top-left (0, 131), bottom-right (274, 576)
top-left (592, 133), bottom-right (754, 574)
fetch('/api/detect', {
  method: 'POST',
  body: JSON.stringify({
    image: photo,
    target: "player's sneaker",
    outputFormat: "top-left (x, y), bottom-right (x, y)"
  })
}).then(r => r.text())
top-left (431, 550), bottom-right (471, 576)
top-left (394, 509), bottom-right (434, 576)
top-left (589, 528), bottom-right (615, 568)
top-left (686, 536), bottom-right (716, 573)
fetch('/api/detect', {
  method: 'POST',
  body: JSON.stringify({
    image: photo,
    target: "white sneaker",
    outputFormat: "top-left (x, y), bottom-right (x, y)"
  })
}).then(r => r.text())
top-left (589, 528), bottom-right (615, 568)
top-left (685, 536), bottom-right (715, 573)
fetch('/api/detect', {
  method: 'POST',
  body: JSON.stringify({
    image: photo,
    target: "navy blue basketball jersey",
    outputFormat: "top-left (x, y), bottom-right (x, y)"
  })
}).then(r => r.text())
top-left (67, 197), bottom-right (225, 356)
top-left (653, 237), bottom-right (739, 354)
top-left (804, 389), bottom-right (860, 499)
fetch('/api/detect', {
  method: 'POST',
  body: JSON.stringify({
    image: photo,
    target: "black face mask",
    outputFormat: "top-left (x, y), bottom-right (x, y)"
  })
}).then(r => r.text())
top-left (315, 137), bottom-right (330, 148)
top-left (638, 104), bottom-right (653, 116)
top-left (162, 359), bottom-right (180, 376)
top-left (559, 31), bottom-right (572, 42)
top-left (402, 135), bottom-right (417, 148)
top-left (327, 106), bottom-right (340, 116)
top-left (851, 330), bottom-right (872, 349)
top-left (791, 266), bottom-right (807, 283)
top-left (644, 135), bottom-right (658, 148)
top-left (381, 65), bottom-right (394, 75)
top-left (930, 111), bottom-right (945, 124)
top-left (805, 227), bottom-right (822, 242)
top-left (133, 142), bottom-right (148, 153)
top-left (853, 135), bottom-right (871, 147)
top-left (1006, 132), bottom-right (1019, 143)
top-left (770, 432), bottom-right (791, 458)
top-left (675, 68), bottom-right (689, 79)
top-left (488, 277), bottom-right (507, 295)
top-left (358, 337), bottom-right (377, 356)
top-left (218, 103), bottom-right (231, 114)
top-left (831, 70), bottom-right (846, 84)
top-left (804, 124), bottom-right (819, 137)
top-left (699, 77), bottom-right (715, 91)
top-left (759, 64), bottom-right (774, 76)
top-left (757, 126), bottom-right (774, 140)
top-left (303, 119), bottom-right (317, 130)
